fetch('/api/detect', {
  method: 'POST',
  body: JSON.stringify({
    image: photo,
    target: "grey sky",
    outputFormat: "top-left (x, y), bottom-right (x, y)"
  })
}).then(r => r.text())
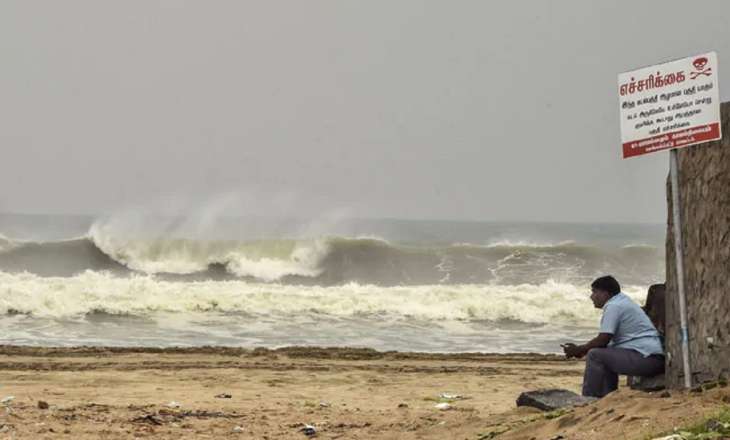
top-left (1, 1), bottom-right (728, 223)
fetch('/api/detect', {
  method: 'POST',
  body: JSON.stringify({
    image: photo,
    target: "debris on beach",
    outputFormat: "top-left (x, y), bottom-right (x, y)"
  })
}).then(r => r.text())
top-left (439, 393), bottom-right (466, 400)
top-left (131, 408), bottom-right (245, 427)
top-left (37, 400), bottom-right (49, 410)
top-left (434, 402), bottom-right (453, 411)
top-left (0, 396), bottom-right (14, 405)
top-left (214, 393), bottom-right (232, 399)
top-left (319, 401), bottom-right (331, 408)
top-left (516, 389), bottom-right (596, 411)
top-left (301, 423), bottom-right (317, 436)
top-left (398, 402), bottom-right (409, 408)
top-left (166, 401), bottom-right (182, 408)
top-left (232, 425), bottom-right (244, 433)
top-left (132, 414), bottom-right (163, 426)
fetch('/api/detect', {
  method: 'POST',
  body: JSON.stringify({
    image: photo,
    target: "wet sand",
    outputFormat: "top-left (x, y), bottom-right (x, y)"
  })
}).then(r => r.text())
top-left (0, 346), bottom-right (725, 439)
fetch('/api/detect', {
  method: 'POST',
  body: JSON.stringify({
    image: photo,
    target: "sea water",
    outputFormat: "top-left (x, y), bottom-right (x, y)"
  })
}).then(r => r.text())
top-left (0, 213), bottom-right (664, 353)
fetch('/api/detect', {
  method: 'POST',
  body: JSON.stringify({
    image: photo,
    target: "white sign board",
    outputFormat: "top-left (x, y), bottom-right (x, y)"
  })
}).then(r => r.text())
top-left (618, 52), bottom-right (721, 158)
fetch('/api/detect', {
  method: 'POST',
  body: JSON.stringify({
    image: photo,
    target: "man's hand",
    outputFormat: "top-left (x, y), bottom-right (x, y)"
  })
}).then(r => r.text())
top-left (562, 343), bottom-right (585, 359)
top-left (562, 333), bottom-right (612, 359)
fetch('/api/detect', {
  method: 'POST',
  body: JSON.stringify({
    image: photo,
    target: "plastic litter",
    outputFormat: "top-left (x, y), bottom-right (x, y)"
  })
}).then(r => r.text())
top-left (301, 424), bottom-right (316, 436)
top-left (434, 402), bottom-right (452, 410)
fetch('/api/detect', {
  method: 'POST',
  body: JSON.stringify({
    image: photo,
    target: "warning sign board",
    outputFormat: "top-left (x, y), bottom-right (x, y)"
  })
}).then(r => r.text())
top-left (618, 52), bottom-right (721, 158)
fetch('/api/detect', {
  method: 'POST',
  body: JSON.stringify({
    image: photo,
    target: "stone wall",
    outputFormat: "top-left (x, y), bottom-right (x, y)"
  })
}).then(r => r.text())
top-left (665, 101), bottom-right (730, 388)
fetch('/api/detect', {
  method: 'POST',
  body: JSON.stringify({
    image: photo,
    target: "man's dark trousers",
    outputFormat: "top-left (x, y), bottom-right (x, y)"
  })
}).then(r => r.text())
top-left (582, 347), bottom-right (664, 398)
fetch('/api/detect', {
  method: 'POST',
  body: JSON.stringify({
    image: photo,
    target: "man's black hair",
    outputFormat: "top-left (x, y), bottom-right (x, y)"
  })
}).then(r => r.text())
top-left (591, 275), bottom-right (621, 296)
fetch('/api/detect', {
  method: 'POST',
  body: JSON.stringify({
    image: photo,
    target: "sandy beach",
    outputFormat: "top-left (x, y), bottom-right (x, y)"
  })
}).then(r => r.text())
top-left (0, 346), bottom-right (725, 439)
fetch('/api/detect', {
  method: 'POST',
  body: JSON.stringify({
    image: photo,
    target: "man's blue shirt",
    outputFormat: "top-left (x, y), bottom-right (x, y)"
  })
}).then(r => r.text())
top-left (600, 292), bottom-right (664, 357)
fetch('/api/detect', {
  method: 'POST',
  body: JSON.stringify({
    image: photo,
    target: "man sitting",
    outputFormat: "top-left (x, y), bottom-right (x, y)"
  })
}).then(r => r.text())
top-left (563, 275), bottom-right (665, 398)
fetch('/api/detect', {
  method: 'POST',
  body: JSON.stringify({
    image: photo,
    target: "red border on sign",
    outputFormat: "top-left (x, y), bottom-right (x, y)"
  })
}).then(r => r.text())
top-left (622, 122), bottom-right (721, 158)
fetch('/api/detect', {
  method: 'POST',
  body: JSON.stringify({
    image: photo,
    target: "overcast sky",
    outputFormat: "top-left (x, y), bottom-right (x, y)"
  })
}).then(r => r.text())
top-left (1, 1), bottom-right (728, 223)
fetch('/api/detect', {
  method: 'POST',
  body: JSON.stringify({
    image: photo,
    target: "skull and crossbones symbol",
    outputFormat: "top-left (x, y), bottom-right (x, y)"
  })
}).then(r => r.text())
top-left (690, 57), bottom-right (712, 79)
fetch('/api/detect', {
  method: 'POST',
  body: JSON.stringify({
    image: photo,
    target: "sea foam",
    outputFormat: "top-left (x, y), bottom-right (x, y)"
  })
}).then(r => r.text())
top-left (0, 270), bottom-right (648, 325)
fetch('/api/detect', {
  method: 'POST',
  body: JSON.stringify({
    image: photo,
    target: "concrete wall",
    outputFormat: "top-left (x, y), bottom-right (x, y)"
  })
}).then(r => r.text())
top-left (665, 101), bottom-right (730, 388)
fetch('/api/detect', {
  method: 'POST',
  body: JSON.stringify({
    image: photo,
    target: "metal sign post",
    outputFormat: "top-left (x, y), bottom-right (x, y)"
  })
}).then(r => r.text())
top-left (669, 149), bottom-right (692, 388)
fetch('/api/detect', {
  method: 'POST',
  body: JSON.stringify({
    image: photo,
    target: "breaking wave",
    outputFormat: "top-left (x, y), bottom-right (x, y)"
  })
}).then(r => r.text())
top-left (0, 227), bottom-right (663, 286)
top-left (88, 224), bottom-right (328, 282)
top-left (0, 271), bottom-right (652, 324)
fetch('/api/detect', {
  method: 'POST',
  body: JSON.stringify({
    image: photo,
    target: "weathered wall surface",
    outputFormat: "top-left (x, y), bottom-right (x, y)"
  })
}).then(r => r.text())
top-left (665, 101), bottom-right (730, 388)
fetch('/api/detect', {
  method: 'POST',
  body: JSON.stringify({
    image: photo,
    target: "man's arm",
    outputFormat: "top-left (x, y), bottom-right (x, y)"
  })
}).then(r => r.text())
top-left (564, 300), bottom-right (621, 358)
top-left (563, 333), bottom-right (613, 358)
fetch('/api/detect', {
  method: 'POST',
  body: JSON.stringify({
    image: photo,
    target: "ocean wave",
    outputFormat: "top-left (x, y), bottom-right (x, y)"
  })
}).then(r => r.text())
top-left (0, 271), bottom-right (651, 324)
top-left (0, 226), bottom-right (664, 286)
top-left (0, 233), bottom-right (15, 253)
top-left (88, 223), bottom-right (328, 281)
top-left (484, 239), bottom-right (577, 248)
